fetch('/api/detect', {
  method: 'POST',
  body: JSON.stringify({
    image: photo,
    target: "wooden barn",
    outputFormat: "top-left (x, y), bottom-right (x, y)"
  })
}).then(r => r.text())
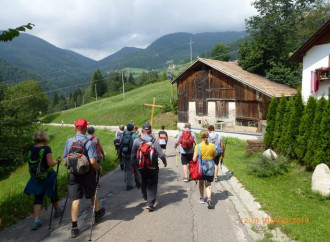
top-left (171, 58), bottom-right (297, 130)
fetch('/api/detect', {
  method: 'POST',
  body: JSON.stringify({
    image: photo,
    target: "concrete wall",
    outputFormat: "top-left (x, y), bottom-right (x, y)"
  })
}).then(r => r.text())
top-left (187, 101), bottom-right (236, 128)
top-left (302, 44), bottom-right (330, 102)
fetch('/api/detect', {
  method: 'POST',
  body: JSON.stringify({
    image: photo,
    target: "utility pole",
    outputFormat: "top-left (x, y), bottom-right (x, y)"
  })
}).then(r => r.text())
top-left (95, 84), bottom-right (97, 101)
top-left (188, 38), bottom-right (193, 64)
top-left (122, 71), bottom-right (125, 100)
top-left (83, 95), bottom-right (85, 106)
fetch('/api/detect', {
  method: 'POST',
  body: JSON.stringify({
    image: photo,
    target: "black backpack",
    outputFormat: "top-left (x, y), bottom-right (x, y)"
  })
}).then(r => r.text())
top-left (28, 147), bottom-right (50, 181)
top-left (64, 137), bottom-right (90, 174)
top-left (121, 132), bottom-right (133, 157)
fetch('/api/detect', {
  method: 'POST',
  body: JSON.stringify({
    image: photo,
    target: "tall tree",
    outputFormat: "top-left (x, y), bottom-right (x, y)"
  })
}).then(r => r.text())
top-left (211, 43), bottom-right (230, 61)
top-left (305, 96), bottom-right (327, 168)
top-left (272, 95), bottom-right (287, 149)
top-left (238, 0), bottom-right (328, 87)
top-left (295, 96), bottom-right (317, 162)
top-left (90, 69), bottom-right (107, 98)
top-left (264, 97), bottom-right (278, 148)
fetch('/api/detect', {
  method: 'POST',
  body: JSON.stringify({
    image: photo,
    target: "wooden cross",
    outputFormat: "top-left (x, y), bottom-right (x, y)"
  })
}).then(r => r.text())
top-left (144, 97), bottom-right (163, 125)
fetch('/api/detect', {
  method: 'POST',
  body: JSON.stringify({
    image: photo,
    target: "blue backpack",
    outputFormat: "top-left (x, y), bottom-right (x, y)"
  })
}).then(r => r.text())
top-left (209, 133), bottom-right (222, 156)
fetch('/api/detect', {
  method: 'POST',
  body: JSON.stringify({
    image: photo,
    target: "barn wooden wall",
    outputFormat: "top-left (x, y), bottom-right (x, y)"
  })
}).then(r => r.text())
top-left (177, 63), bottom-right (271, 124)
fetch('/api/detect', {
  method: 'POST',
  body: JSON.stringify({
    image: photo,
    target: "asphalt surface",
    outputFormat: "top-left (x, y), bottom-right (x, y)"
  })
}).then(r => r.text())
top-left (0, 138), bottom-right (256, 242)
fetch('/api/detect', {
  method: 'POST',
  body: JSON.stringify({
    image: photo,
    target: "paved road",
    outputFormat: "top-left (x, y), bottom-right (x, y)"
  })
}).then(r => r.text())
top-left (0, 138), bottom-right (254, 242)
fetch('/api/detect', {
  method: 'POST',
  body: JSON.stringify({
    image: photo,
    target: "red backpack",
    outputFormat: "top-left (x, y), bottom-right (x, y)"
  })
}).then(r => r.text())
top-left (180, 130), bottom-right (194, 149)
top-left (189, 144), bottom-right (203, 180)
top-left (136, 139), bottom-right (156, 169)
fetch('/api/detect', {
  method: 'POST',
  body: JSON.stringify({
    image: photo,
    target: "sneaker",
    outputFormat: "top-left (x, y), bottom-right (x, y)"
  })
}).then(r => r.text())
top-left (183, 177), bottom-right (189, 182)
top-left (146, 206), bottom-right (155, 212)
top-left (71, 226), bottom-right (79, 238)
top-left (207, 199), bottom-right (214, 209)
top-left (54, 205), bottom-right (64, 218)
top-left (31, 220), bottom-right (42, 230)
top-left (95, 207), bottom-right (105, 223)
top-left (214, 177), bottom-right (219, 182)
top-left (198, 197), bottom-right (205, 204)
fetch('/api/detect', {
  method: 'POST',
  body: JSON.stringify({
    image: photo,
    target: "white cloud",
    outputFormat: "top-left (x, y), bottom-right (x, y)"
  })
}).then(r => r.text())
top-left (0, 0), bottom-right (257, 60)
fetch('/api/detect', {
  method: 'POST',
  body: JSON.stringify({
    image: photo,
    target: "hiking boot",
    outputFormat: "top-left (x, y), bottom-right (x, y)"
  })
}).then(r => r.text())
top-left (54, 205), bottom-right (64, 218)
top-left (207, 199), bottom-right (214, 209)
top-left (71, 226), bottom-right (79, 238)
top-left (183, 177), bottom-right (189, 182)
top-left (146, 206), bottom-right (155, 212)
top-left (31, 220), bottom-right (42, 230)
top-left (120, 164), bottom-right (124, 170)
top-left (95, 207), bottom-right (105, 223)
top-left (198, 197), bottom-right (205, 204)
top-left (126, 185), bottom-right (134, 191)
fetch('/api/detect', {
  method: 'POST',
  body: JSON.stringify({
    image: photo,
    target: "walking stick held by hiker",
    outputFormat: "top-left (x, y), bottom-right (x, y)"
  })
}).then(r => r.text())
top-left (59, 166), bottom-right (69, 227)
top-left (49, 157), bottom-right (61, 230)
top-left (175, 147), bottom-right (179, 181)
top-left (89, 171), bottom-right (101, 241)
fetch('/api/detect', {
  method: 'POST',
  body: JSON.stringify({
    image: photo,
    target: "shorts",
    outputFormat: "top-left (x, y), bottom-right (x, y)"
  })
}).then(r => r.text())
top-left (214, 155), bottom-right (221, 165)
top-left (203, 175), bottom-right (214, 183)
top-left (67, 172), bottom-right (97, 200)
top-left (160, 144), bottom-right (167, 149)
top-left (181, 153), bottom-right (193, 165)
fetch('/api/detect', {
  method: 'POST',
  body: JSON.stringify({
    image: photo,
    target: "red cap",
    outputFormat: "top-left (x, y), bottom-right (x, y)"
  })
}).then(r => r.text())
top-left (75, 119), bottom-right (88, 129)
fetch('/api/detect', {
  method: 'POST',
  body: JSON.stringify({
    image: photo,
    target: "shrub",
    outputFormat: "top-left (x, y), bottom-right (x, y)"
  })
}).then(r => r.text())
top-left (272, 95), bottom-right (287, 150)
top-left (276, 97), bottom-right (293, 154)
top-left (248, 154), bottom-right (289, 177)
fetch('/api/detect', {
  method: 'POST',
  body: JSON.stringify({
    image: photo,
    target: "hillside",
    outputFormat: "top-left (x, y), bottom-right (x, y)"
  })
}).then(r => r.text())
top-left (42, 79), bottom-right (178, 129)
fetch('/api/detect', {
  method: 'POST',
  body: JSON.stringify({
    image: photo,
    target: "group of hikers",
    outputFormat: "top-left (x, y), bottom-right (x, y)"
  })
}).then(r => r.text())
top-left (24, 119), bottom-right (224, 238)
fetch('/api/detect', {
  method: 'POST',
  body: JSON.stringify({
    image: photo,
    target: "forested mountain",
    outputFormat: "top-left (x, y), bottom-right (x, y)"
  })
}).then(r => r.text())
top-left (0, 31), bottom-right (247, 90)
top-left (99, 31), bottom-right (247, 70)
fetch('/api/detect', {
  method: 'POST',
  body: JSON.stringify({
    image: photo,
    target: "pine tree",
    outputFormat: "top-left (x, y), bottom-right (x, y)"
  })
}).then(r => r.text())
top-left (91, 69), bottom-right (107, 98)
top-left (310, 99), bottom-right (330, 167)
top-left (305, 96), bottom-right (327, 168)
top-left (272, 95), bottom-right (287, 150)
top-left (283, 91), bottom-right (304, 158)
top-left (264, 97), bottom-right (278, 148)
top-left (295, 96), bottom-right (317, 162)
top-left (276, 97), bottom-right (294, 154)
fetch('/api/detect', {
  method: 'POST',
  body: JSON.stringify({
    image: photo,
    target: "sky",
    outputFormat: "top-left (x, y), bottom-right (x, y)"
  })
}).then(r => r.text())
top-left (0, 0), bottom-right (257, 61)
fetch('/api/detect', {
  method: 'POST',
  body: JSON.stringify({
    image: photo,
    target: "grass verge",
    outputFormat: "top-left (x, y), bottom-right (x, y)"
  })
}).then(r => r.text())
top-left (224, 138), bottom-right (330, 242)
top-left (0, 126), bottom-right (118, 229)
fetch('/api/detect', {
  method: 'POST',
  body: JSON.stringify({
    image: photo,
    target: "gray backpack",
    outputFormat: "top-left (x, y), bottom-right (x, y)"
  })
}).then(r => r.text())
top-left (64, 137), bottom-right (90, 174)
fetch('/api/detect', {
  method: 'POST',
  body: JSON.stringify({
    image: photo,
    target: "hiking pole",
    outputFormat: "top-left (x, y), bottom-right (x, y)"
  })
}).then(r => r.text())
top-left (49, 158), bottom-right (60, 230)
top-left (175, 148), bottom-right (179, 181)
top-left (59, 168), bottom-right (69, 226)
top-left (220, 140), bottom-right (227, 170)
top-left (89, 171), bottom-right (101, 241)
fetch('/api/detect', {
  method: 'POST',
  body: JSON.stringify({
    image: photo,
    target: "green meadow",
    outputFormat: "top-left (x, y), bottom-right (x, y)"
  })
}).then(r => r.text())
top-left (42, 80), bottom-right (178, 129)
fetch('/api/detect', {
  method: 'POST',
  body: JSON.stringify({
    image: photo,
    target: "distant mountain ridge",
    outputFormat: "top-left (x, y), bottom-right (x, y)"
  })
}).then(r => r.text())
top-left (0, 31), bottom-right (247, 90)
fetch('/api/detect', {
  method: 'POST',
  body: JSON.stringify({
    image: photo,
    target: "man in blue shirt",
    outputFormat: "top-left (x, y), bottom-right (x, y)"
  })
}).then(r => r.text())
top-left (62, 119), bottom-right (105, 238)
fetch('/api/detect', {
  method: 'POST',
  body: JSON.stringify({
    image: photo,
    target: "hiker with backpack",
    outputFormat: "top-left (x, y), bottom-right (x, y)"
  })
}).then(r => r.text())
top-left (120, 122), bottom-right (141, 190)
top-left (157, 125), bottom-right (168, 154)
top-left (87, 126), bottom-right (105, 163)
top-left (114, 125), bottom-right (125, 170)
top-left (131, 122), bottom-right (167, 211)
top-left (192, 130), bottom-right (216, 209)
top-left (24, 130), bottom-right (63, 230)
top-left (174, 123), bottom-right (197, 182)
top-left (62, 119), bottom-right (105, 238)
top-left (207, 125), bottom-right (224, 182)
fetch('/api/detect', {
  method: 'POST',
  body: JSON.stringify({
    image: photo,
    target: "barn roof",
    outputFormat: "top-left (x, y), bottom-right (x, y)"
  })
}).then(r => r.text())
top-left (172, 58), bottom-right (297, 98)
top-left (287, 19), bottom-right (330, 62)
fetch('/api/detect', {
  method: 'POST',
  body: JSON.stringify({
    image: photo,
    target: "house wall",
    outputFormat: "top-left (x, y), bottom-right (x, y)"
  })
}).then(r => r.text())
top-left (302, 44), bottom-right (330, 102)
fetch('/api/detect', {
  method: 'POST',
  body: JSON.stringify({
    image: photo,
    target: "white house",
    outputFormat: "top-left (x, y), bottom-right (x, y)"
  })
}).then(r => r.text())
top-left (287, 19), bottom-right (330, 102)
